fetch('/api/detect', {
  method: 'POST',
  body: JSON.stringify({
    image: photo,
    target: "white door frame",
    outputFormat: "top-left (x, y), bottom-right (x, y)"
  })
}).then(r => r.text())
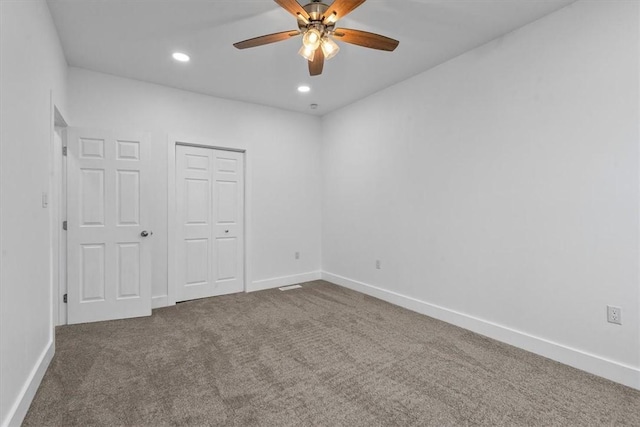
top-left (51, 103), bottom-right (67, 326)
top-left (167, 135), bottom-right (251, 306)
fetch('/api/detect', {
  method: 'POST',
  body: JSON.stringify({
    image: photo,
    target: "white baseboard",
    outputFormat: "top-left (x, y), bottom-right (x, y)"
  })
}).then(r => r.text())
top-left (152, 295), bottom-right (168, 309)
top-left (248, 271), bottom-right (322, 293)
top-left (322, 271), bottom-right (640, 391)
top-left (151, 272), bottom-right (322, 307)
top-left (2, 340), bottom-right (54, 427)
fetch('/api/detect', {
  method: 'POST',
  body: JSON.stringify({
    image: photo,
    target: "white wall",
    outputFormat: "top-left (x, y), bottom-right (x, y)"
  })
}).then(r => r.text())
top-left (0, 1), bottom-right (68, 425)
top-left (67, 68), bottom-right (322, 302)
top-left (321, 0), bottom-right (640, 389)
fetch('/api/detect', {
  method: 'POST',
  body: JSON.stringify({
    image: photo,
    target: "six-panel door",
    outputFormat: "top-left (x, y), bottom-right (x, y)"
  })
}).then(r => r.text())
top-left (175, 145), bottom-right (244, 302)
top-left (66, 129), bottom-right (151, 324)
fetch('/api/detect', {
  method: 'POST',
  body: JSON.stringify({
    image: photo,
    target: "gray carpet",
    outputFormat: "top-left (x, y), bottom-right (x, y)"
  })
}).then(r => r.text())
top-left (24, 280), bottom-right (640, 426)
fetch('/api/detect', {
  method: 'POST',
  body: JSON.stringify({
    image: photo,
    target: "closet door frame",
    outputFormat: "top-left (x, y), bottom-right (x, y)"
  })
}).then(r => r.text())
top-left (167, 135), bottom-right (250, 307)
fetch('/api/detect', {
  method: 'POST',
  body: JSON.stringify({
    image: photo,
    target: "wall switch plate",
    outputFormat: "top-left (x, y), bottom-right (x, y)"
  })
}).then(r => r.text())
top-left (295, 252), bottom-right (300, 260)
top-left (375, 260), bottom-right (381, 269)
top-left (607, 306), bottom-right (622, 325)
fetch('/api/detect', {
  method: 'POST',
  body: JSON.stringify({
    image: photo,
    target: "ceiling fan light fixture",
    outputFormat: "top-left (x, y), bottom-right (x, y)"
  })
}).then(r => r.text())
top-left (302, 28), bottom-right (322, 50)
top-left (321, 37), bottom-right (340, 60)
top-left (298, 45), bottom-right (316, 61)
top-left (232, 0), bottom-right (399, 77)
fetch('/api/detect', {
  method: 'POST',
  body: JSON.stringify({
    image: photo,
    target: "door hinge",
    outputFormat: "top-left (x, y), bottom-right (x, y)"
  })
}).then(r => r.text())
top-left (62, 146), bottom-right (67, 156)
top-left (62, 220), bottom-right (67, 230)
top-left (63, 294), bottom-right (67, 303)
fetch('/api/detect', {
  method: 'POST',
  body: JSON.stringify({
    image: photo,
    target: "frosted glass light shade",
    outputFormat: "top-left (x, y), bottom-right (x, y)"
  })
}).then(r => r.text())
top-left (298, 45), bottom-right (316, 61)
top-left (321, 37), bottom-right (340, 60)
top-left (302, 29), bottom-right (321, 50)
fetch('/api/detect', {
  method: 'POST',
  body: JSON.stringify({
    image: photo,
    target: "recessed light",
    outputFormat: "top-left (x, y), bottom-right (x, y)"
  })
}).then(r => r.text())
top-left (297, 85), bottom-right (311, 93)
top-left (172, 52), bottom-right (190, 62)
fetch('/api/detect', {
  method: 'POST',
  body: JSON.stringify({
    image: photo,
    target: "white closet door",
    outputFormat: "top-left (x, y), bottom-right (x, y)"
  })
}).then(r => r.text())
top-left (212, 149), bottom-right (244, 292)
top-left (66, 128), bottom-right (152, 324)
top-left (175, 145), bottom-right (244, 302)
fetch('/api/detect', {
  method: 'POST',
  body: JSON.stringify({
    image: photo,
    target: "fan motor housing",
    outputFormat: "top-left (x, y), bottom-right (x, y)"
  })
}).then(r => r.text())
top-left (302, 2), bottom-right (329, 22)
top-left (298, 2), bottom-right (335, 36)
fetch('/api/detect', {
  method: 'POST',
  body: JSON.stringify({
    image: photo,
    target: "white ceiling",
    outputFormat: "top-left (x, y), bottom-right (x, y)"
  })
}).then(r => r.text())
top-left (47, 0), bottom-right (575, 116)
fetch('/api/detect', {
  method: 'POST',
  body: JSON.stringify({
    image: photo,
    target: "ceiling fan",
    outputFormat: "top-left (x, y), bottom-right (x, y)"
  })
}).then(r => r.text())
top-left (233, 0), bottom-right (399, 76)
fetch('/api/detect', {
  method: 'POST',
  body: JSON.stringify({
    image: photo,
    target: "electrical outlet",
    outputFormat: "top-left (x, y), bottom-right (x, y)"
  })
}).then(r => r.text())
top-left (607, 306), bottom-right (622, 325)
top-left (295, 252), bottom-right (300, 260)
top-left (375, 260), bottom-right (381, 269)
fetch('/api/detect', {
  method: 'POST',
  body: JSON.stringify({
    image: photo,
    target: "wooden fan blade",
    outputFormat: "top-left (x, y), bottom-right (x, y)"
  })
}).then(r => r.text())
top-left (233, 30), bottom-right (300, 49)
top-left (274, 0), bottom-right (310, 21)
top-left (309, 47), bottom-right (325, 76)
top-left (323, 0), bottom-right (366, 24)
top-left (333, 28), bottom-right (399, 51)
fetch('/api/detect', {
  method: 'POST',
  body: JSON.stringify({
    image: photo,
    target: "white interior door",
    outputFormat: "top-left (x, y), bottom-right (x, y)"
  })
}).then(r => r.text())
top-left (66, 128), bottom-right (152, 324)
top-left (175, 145), bottom-right (244, 302)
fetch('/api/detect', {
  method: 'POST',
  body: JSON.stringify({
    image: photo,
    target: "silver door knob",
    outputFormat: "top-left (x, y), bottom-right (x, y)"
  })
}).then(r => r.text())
top-left (141, 230), bottom-right (152, 237)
